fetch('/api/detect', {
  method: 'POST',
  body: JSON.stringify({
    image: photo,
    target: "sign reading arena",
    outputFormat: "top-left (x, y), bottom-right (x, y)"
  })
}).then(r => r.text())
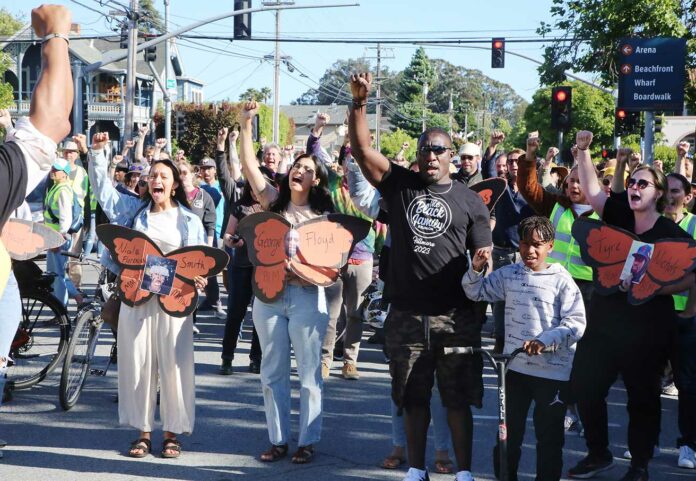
top-left (617, 37), bottom-right (686, 111)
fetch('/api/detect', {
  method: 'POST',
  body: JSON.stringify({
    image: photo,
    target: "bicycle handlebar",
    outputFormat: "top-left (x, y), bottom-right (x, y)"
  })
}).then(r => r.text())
top-left (60, 251), bottom-right (81, 259)
top-left (443, 344), bottom-right (557, 356)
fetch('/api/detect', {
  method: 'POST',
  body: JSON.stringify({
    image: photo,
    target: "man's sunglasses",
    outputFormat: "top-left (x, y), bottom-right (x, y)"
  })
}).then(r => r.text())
top-left (627, 178), bottom-right (654, 190)
top-left (418, 145), bottom-right (451, 156)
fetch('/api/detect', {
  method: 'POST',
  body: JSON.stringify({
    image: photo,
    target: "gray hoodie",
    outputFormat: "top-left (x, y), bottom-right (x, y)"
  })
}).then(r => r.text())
top-left (461, 261), bottom-right (586, 381)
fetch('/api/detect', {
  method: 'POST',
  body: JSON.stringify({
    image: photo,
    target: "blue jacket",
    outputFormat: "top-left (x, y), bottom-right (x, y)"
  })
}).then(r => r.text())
top-left (88, 148), bottom-right (206, 275)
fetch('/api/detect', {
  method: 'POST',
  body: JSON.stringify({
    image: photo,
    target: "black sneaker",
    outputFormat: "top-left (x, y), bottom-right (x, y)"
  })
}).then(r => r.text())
top-left (249, 360), bottom-right (261, 374)
top-left (219, 360), bottom-right (233, 375)
top-left (568, 452), bottom-right (614, 478)
top-left (619, 466), bottom-right (648, 481)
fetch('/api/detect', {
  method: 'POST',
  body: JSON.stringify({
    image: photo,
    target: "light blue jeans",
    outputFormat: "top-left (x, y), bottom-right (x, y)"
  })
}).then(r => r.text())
top-left (82, 213), bottom-right (97, 255)
top-left (391, 387), bottom-right (452, 452)
top-left (253, 284), bottom-right (329, 447)
top-left (46, 237), bottom-right (79, 307)
top-left (0, 272), bottom-right (22, 406)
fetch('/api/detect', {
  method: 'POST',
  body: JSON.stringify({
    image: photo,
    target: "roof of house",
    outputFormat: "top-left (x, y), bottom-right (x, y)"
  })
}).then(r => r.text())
top-left (280, 104), bottom-right (392, 131)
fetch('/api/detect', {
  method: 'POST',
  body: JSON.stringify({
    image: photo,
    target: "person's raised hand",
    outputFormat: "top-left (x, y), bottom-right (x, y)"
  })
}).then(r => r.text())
top-left (678, 141), bottom-right (691, 158)
top-left (228, 130), bottom-right (239, 144)
top-left (217, 127), bottom-right (228, 148)
top-left (576, 130), bottom-right (594, 151)
top-left (526, 134), bottom-right (541, 154)
top-left (155, 138), bottom-right (167, 149)
top-left (32, 4), bottom-right (72, 39)
top-left (350, 72), bottom-right (372, 102)
top-left (522, 339), bottom-right (546, 356)
top-left (315, 112), bottom-right (330, 128)
top-left (73, 133), bottom-right (88, 153)
top-left (92, 132), bottom-right (110, 151)
top-left (490, 130), bottom-right (505, 146)
top-left (242, 101), bottom-right (259, 122)
top-left (545, 146), bottom-right (559, 164)
top-left (138, 125), bottom-right (149, 138)
top-left (0, 109), bottom-right (11, 130)
top-left (571, 145), bottom-right (579, 161)
top-left (653, 159), bottom-right (663, 172)
top-left (617, 147), bottom-right (632, 163)
top-left (111, 154), bottom-right (124, 166)
top-left (471, 247), bottom-right (490, 273)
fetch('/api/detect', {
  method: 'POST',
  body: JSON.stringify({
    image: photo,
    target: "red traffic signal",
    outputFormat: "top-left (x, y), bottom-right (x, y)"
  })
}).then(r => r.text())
top-left (555, 90), bottom-right (567, 102)
top-left (616, 108), bottom-right (627, 119)
top-left (491, 37), bottom-right (505, 68)
top-left (614, 108), bottom-right (640, 136)
top-left (551, 86), bottom-right (572, 131)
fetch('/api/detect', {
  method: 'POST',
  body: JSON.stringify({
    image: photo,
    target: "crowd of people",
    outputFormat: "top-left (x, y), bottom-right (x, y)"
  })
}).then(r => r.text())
top-left (0, 4), bottom-right (694, 481)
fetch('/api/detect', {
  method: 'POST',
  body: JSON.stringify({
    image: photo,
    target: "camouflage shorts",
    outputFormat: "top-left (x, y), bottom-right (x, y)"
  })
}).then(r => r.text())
top-left (384, 306), bottom-right (484, 410)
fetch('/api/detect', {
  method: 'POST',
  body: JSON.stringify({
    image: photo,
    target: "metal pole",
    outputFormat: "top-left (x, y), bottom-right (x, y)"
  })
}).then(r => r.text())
top-left (557, 131), bottom-right (563, 164)
top-left (375, 43), bottom-right (381, 151)
top-left (272, 9), bottom-right (280, 144)
top-left (164, 0), bottom-right (171, 148)
top-left (644, 111), bottom-right (655, 165)
top-left (448, 90), bottom-right (453, 138)
top-left (71, 59), bottom-right (83, 135)
top-left (124, 0), bottom-right (139, 143)
top-left (422, 81), bottom-right (428, 132)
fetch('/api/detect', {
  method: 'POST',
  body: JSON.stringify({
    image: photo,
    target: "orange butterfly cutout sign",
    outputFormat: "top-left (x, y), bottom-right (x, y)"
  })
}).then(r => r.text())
top-left (469, 178), bottom-right (506, 213)
top-left (0, 219), bottom-right (65, 260)
top-left (97, 224), bottom-right (229, 317)
top-left (237, 212), bottom-right (371, 303)
top-left (572, 218), bottom-right (696, 305)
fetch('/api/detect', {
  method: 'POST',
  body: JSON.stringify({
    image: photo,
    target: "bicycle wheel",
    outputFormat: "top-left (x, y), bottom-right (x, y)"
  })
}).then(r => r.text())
top-left (7, 290), bottom-right (70, 390)
top-left (59, 308), bottom-right (102, 410)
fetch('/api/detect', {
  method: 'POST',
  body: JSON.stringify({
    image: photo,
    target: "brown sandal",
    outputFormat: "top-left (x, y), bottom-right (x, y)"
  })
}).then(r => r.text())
top-left (434, 459), bottom-right (454, 474)
top-left (380, 455), bottom-right (405, 469)
top-left (260, 443), bottom-right (288, 462)
top-left (291, 445), bottom-right (314, 464)
top-left (128, 438), bottom-right (151, 458)
top-left (161, 438), bottom-right (181, 459)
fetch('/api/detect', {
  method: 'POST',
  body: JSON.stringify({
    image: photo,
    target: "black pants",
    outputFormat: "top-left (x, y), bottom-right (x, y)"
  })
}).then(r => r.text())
top-left (571, 332), bottom-right (665, 469)
top-left (221, 266), bottom-right (261, 362)
top-left (493, 370), bottom-right (567, 481)
top-left (676, 316), bottom-right (696, 450)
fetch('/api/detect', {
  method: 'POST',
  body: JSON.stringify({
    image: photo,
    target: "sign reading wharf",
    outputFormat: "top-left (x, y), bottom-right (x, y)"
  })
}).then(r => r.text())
top-left (617, 37), bottom-right (686, 111)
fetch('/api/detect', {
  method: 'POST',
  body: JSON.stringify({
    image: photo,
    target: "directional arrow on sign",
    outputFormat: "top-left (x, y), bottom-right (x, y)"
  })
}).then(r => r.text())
top-left (621, 44), bottom-right (634, 56)
top-left (620, 64), bottom-right (632, 75)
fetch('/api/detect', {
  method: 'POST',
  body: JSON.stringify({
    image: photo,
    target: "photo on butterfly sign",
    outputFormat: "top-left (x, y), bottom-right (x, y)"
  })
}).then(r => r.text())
top-left (141, 255), bottom-right (178, 296)
top-left (619, 241), bottom-right (654, 285)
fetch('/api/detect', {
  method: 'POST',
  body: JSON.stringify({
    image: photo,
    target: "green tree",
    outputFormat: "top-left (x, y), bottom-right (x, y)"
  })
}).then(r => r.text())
top-left (259, 87), bottom-right (272, 104)
top-left (390, 48), bottom-right (440, 136)
top-left (239, 87), bottom-right (262, 102)
top-left (379, 128), bottom-right (417, 160)
top-left (537, 0), bottom-right (696, 110)
top-left (139, 0), bottom-right (164, 33)
top-left (523, 81), bottom-right (615, 153)
top-left (0, 8), bottom-right (23, 113)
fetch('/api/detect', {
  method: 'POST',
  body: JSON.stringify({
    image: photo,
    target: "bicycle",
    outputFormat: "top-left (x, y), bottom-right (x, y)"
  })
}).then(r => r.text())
top-left (444, 344), bottom-right (556, 481)
top-left (59, 252), bottom-right (116, 410)
top-left (6, 258), bottom-right (71, 391)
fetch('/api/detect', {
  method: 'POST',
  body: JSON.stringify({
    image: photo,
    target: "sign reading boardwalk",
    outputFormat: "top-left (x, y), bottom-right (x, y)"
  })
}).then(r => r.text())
top-left (617, 37), bottom-right (686, 112)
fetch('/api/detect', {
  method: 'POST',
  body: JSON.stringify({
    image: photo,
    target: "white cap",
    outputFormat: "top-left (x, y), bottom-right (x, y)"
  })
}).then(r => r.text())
top-left (458, 143), bottom-right (481, 157)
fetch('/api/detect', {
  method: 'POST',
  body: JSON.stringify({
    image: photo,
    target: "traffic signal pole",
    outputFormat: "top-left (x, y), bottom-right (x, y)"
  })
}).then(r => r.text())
top-left (124, 0), bottom-right (139, 143)
top-left (644, 111), bottom-right (655, 165)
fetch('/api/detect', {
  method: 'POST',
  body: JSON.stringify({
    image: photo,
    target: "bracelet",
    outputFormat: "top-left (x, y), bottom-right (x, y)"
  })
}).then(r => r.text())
top-left (576, 146), bottom-right (589, 151)
top-left (42, 33), bottom-right (70, 46)
top-left (352, 99), bottom-right (367, 109)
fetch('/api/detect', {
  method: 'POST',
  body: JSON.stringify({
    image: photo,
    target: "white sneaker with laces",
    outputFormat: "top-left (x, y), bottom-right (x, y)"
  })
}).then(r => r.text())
top-left (678, 445), bottom-right (696, 469)
top-left (662, 382), bottom-right (679, 396)
top-left (214, 302), bottom-right (227, 319)
top-left (455, 470), bottom-right (475, 481)
top-left (402, 467), bottom-right (429, 481)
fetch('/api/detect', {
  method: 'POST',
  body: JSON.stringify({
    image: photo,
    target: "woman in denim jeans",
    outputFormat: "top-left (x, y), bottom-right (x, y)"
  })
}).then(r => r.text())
top-left (239, 101), bottom-right (334, 464)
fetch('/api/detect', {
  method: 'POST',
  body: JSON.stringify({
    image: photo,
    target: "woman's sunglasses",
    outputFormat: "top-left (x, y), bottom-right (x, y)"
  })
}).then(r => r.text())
top-left (627, 178), bottom-right (654, 190)
top-left (602, 178), bottom-right (611, 186)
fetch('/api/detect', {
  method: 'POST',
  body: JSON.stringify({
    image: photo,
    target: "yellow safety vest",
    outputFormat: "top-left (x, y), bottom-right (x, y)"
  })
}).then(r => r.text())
top-left (44, 182), bottom-right (71, 232)
top-left (547, 203), bottom-right (599, 281)
top-left (0, 239), bottom-right (9, 299)
top-left (673, 212), bottom-right (696, 311)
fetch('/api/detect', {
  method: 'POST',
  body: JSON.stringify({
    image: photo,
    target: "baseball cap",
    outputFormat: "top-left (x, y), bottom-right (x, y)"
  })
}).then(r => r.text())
top-left (458, 143), bottom-right (481, 157)
top-left (51, 158), bottom-right (71, 174)
top-left (62, 140), bottom-right (79, 152)
top-left (115, 161), bottom-right (129, 173)
top-left (633, 244), bottom-right (652, 261)
top-left (199, 157), bottom-right (216, 168)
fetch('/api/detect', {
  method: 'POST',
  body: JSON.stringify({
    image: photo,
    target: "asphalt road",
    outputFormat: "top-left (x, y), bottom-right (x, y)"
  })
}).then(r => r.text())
top-left (0, 265), bottom-right (687, 481)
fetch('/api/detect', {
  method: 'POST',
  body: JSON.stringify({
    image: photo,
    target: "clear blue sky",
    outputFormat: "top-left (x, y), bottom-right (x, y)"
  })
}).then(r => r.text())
top-left (0, 0), bottom-right (599, 105)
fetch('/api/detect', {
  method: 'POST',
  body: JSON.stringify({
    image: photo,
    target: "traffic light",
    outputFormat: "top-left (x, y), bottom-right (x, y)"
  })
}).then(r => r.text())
top-left (144, 45), bottom-right (156, 62)
top-left (551, 86), bottom-right (572, 131)
top-left (234, 0), bottom-right (252, 40)
top-left (602, 147), bottom-right (609, 159)
top-left (654, 115), bottom-right (663, 134)
top-left (120, 26), bottom-right (128, 49)
top-left (614, 108), bottom-right (641, 136)
top-left (491, 38), bottom-right (505, 68)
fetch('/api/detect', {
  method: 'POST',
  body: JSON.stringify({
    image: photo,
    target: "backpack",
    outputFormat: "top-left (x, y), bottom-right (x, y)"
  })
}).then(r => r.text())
top-left (46, 183), bottom-right (84, 234)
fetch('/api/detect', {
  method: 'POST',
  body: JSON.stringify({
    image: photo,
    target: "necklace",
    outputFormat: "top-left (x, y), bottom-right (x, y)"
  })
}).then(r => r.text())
top-left (426, 181), bottom-right (453, 196)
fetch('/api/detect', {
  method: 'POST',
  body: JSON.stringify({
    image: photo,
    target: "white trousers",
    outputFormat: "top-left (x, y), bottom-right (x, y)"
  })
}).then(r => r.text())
top-left (117, 297), bottom-right (195, 434)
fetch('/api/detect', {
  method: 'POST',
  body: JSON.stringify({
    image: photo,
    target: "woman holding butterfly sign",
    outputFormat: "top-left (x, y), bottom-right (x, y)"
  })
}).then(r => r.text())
top-left (237, 100), bottom-right (368, 464)
top-left (88, 132), bottom-right (208, 460)
top-left (568, 130), bottom-right (696, 481)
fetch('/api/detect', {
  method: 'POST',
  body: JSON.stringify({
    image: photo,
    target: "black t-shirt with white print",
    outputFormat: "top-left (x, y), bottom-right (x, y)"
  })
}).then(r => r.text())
top-left (0, 142), bottom-right (28, 229)
top-left (378, 164), bottom-right (491, 314)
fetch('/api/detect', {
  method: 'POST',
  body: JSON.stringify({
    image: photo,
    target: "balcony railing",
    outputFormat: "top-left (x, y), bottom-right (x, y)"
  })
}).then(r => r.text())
top-left (87, 102), bottom-right (150, 122)
top-left (8, 101), bottom-right (31, 117)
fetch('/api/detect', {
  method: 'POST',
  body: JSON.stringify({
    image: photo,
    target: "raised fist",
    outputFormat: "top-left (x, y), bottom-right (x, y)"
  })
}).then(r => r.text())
top-left (350, 72), bottom-right (372, 102)
top-left (0, 109), bottom-right (11, 130)
top-left (92, 132), bottom-right (110, 151)
top-left (111, 153), bottom-right (123, 165)
top-left (546, 147), bottom-right (559, 162)
top-left (73, 133), bottom-right (87, 153)
top-left (617, 147), bottom-right (632, 162)
top-left (124, 139), bottom-right (135, 149)
top-left (155, 138), bottom-right (167, 149)
top-left (217, 127), bottom-right (229, 146)
top-left (678, 141), bottom-right (691, 158)
top-left (228, 130), bottom-right (239, 143)
top-left (32, 4), bottom-right (71, 39)
top-left (653, 159), bottom-right (663, 172)
top-left (138, 125), bottom-right (149, 137)
top-left (315, 112), bottom-right (330, 127)
top-left (242, 101), bottom-right (259, 122)
top-left (490, 130), bottom-right (505, 146)
top-left (472, 247), bottom-right (491, 273)
top-left (526, 134), bottom-right (541, 153)
top-left (575, 130), bottom-right (593, 151)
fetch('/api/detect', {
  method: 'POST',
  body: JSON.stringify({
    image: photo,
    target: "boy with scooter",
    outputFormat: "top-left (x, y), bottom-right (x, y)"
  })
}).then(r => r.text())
top-left (461, 215), bottom-right (587, 481)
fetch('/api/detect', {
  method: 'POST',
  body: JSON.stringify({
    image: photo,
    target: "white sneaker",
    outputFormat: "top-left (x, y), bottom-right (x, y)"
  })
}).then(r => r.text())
top-left (192, 325), bottom-right (200, 335)
top-left (214, 303), bottom-right (227, 319)
top-left (678, 445), bottom-right (696, 469)
top-left (402, 468), bottom-right (430, 481)
top-left (564, 414), bottom-right (578, 431)
top-left (455, 471), bottom-right (475, 481)
top-left (623, 449), bottom-right (632, 459)
top-left (662, 382), bottom-right (679, 396)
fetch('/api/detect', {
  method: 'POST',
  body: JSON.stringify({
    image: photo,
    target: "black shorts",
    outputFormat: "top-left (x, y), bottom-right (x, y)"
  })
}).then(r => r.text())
top-left (384, 305), bottom-right (484, 410)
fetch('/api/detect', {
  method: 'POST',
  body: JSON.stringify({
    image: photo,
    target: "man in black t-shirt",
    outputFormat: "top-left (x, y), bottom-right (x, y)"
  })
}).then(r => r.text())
top-left (349, 72), bottom-right (491, 481)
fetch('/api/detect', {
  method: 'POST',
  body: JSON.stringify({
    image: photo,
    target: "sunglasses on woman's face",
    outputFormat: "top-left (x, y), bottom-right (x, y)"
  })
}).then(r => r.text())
top-left (627, 178), bottom-right (654, 190)
top-left (602, 178), bottom-right (611, 186)
top-left (138, 180), bottom-right (148, 187)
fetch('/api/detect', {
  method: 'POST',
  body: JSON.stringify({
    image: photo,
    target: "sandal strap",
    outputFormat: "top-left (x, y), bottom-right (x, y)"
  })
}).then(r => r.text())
top-left (130, 438), bottom-right (152, 450)
top-left (162, 438), bottom-right (181, 450)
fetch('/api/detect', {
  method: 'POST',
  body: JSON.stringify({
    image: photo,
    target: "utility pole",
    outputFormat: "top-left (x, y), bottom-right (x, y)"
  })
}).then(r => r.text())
top-left (164, 0), bottom-right (172, 148)
top-left (448, 90), bottom-right (453, 138)
top-left (422, 81), bottom-right (428, 132)
top-left (365, 44), bottom-right (393, 152)
top-left (124, 0), bottom-right (139, 143)
top-left (644, 110), bottom-right (655, 165)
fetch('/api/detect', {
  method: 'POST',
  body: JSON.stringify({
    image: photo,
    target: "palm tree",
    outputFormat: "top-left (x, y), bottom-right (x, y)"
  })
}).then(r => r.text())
top-left (260, 87), bottom-right (272, 104)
